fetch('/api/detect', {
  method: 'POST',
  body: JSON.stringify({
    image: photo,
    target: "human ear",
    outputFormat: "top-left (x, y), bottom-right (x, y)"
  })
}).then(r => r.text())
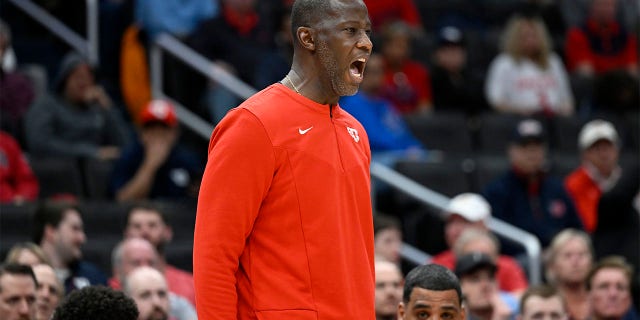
top-left (397, 302), bottom-right (405, 320)
top-left (298, 27), bottom-right (315, 51)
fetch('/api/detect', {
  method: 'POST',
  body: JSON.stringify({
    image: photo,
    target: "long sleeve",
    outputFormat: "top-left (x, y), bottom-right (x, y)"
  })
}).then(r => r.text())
top-left (25, 96), bottom-right (97, 158)
top-left (485, 55), bottom-right (511, 110)
top-left (193, 109), bottom-right (275, 319)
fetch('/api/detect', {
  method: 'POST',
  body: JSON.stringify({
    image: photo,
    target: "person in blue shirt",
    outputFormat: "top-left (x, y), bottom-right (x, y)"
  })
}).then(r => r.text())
top-left (110, 100), bottom-right (203, 202)
top-left (340, 53), bottom-right (427, 167)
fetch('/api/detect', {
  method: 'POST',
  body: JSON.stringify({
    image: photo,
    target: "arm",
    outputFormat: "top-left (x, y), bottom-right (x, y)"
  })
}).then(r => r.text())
top-left (25, 95), bottom-right (98, 158)
top-left (485, 56), bottom-right (519, 114)
top-left (551, 54), bottom-right (575, 116)
top-left (193, 109), bottom-right (274, 319)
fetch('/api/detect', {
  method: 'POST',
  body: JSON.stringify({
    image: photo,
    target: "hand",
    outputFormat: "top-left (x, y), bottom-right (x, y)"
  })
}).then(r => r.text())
top-left (491, 293), bottom-right (513, 320)
top-left (142, 131), bottom-right (173, 169)
top-left (97, 146), bottom-right (121, 160)
top-left (84, 85), bottom-right (113, 109)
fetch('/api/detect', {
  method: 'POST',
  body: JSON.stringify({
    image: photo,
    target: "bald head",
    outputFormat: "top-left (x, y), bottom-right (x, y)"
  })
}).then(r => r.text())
top-left (112, 238), bottom-right (159, 283)
top-left (124, 267), bottom-right (170, 320)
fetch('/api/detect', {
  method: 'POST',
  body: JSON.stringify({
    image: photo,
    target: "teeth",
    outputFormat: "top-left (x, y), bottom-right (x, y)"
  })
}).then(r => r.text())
top-left (357, 58), bottom-right (366, 63)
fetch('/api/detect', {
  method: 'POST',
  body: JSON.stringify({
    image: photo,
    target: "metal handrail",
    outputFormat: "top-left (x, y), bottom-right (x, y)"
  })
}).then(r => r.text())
top-left (370, 161), bottom-right (542, 284)
top-left (7, 0), bottom-right (99, 65)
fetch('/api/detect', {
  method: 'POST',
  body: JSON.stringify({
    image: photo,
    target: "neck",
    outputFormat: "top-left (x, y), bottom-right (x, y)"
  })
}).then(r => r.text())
top-left (41, 241), bottom-right (65, 269)
top-left (287, 59), bottom-right (340, 105)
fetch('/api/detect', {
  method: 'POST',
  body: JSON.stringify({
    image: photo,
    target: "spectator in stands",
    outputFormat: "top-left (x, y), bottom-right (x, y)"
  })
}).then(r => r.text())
top-left (564, 0), bottom-right (638, 114)
top-left (544, 229), bottom-right (593, 320)
top-left (594, 164), bottom-right (640, 309)
top-left (518, 285), bottom-right (567, 320)
top-left (25, 52), bottom-right (129, 160)
top-left (565, 120), bottom-right (622, 233)
top-left (4, 242), bottom-right (49, 266)
top-left (123, 266), bottom-right (172, 320)
top-left (431, 193), bottom-right (528, 295)
top-left (587, 256), bottom-right (638, 320)
top-left (51, 285), bottom-right (138, 320)
top-left (397, 264), bottom-right (465, 320)
top-left (253, 4), bottom-right (293, 90)
top-left (455, 253), bottom-right (519, 320)
top-left (32, 264), bottom-right (63, 320)
top-left (32, 200), bottom-right (108, 293)
top-left (430, 25), bottom-right (488, 115)
top-left (482, 118), bottom-right (583, 249)
top-left (375, 260), bottom-right (403, 320)
top-left (135, 0), bottom-right (217, 41)
top-left (340, 53), bottom-right (427, 164)
top-left (123, 202), bottom-right (195, 306)
top-left (0, 131), bottom-right (39, 204)
top-left (380, 21), bottom-right (433, 115)
top-left (188, 0), bottom-right (275, 123)
top-left (373, 214), bottom-right (403, 266)
top-left (110, 238), bottom-right (197, 320)
top-left (361, 0), bottom-right (423, 33)
top-left (110, 100), bottom-right (202, 202)
top-left (565, 0), bottom-right (637, 77)
top-left (0, 263), bottom-right (37, 320)
top-left (485, 15), bottom-right (574, 117)
top-left (0, 19), bottom-right (36, 144)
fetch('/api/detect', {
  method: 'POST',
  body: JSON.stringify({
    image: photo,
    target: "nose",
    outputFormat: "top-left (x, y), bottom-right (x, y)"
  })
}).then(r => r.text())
top-left (357, 32), bottom-right (373, 53)
top-left (18, 299), bottom-right (30, 315)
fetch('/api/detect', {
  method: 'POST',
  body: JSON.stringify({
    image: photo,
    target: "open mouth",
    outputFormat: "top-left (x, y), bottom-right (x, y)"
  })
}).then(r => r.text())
top-left (349, 58), bottom-right (367, 81)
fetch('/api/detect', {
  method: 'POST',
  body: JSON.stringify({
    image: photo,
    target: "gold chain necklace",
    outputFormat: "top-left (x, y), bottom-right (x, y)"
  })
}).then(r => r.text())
top-left (285, 74), bottom-right (300, 94)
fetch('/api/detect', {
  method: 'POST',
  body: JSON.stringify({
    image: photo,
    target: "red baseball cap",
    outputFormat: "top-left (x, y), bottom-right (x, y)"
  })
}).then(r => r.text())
top-left (140, 99), bottom-right (178, 127)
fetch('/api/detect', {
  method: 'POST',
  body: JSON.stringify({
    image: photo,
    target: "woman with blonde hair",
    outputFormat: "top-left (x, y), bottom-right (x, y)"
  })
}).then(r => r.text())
top-left (544, 228), bottom-right (593, 320)
top-left (4, 241), bottom-right (50, 266)
top-left (485, 15), bottom-right (574, 117)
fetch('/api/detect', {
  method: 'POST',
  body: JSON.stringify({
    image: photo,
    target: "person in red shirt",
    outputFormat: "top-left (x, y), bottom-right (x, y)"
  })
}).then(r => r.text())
top-left (362, 0), bottom-right (422, 32)
top-left (0, 131), bottom-right (38, 203)
top-left (564, 0), bottom-right (638, 113)
top-left (565, 119), bottom-right (621, 233)
top-left (430, 193), bottom-right (528, 295)
top-left (565, 0), bottom-right (638, 76)
top-left (193, 0), bottom-right (375, 319)
top-left (380, 21), bottom-right (433, 114)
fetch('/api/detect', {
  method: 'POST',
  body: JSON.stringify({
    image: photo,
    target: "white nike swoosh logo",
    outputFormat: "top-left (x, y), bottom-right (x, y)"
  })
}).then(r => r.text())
top-left (299, 126), bottom-right (313, 135)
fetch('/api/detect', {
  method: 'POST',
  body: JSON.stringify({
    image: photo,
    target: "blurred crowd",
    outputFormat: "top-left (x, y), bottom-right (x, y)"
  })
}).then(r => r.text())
top-left (0, 0), bottom-right (638, 319)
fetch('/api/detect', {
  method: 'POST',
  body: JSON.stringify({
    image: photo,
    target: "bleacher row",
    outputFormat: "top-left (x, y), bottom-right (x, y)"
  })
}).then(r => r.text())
top-left (0, 200), bottom-right (197, 275)
top-left (399, 112), bottom-right (639, 198)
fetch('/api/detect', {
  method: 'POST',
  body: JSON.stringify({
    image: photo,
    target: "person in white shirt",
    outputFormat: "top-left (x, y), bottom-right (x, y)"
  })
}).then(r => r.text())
top-left (485, 15), bottom-right (574, 117)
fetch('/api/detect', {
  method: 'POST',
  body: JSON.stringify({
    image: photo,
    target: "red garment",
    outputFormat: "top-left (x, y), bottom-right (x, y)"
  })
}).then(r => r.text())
top-left (564, 167), bottom-right (601, 233)
top-left (0, 131), bottom-right (38, 203)
top-left (164, 265), bottom-right (195, 306)
top-left (382, 60), bottom-right (432, 114)
top-left (431, 250), bottom-right (529, 293)
top-left (363, 0), bottom-right (421, 31)
top-left (565, 19), bottom-right (638, 74)
top-left (108, 264), bottom-right (195, 306)
top-left (223, 5), bottom-right (259, 36)
top-left (194, 84), bottom-right (374, 319)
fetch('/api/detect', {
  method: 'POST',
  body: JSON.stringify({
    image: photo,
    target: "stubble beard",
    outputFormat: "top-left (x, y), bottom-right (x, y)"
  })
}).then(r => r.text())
top-left (316, 41), bottom-right (359, 97)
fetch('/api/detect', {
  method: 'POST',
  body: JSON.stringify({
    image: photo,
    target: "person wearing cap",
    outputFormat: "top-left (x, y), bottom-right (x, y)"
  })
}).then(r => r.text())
top-left (109, 99), bottom-right (203, 201)
top-left (455, 252), bottom-right (519, 320)
top-left (25, 51), bottom-right (129, 160)
top-left (431, 25), bottom-right (488, 115)
top-left (397, 264), bottom-right (466, 320)
top-left (566, 120), bottom-right (640, 294)
top-left (482, 118), bottom-right (583, 250)
top-left (431, 193), bottom-right (528, 295)
top-left (565, 119), bottom-right (622, 233)
top-left (485, 15), bottom-right (573, 117)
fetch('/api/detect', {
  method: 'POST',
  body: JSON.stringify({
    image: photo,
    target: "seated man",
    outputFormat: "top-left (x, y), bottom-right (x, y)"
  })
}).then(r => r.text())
top-left (587, 256), bottom-right (638, 320)
top-left (518, 285), bottom-right (567, 320)
top-left (32, 264), bottom-right (63, 320)
top-left (0, 263), bottom-right (37, 320)
top-left (431, 193), bottom-right (528, 295)
top-left (455, 253), bottom-right (519, 320)
top-left (397, 263), bottom-right (465, 320)
top-left (375, 260), bottom-right (403, 320)
top-left (110, 99), bottom-right (203, 201)
top-left (123, 266), bottom-right (173, 320)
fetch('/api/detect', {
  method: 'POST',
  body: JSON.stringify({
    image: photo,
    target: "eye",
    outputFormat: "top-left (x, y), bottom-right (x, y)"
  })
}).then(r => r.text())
top-left (344, 27), bottom-right (356, 34)
top-left (365, 29), bottom-right (372, 36)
